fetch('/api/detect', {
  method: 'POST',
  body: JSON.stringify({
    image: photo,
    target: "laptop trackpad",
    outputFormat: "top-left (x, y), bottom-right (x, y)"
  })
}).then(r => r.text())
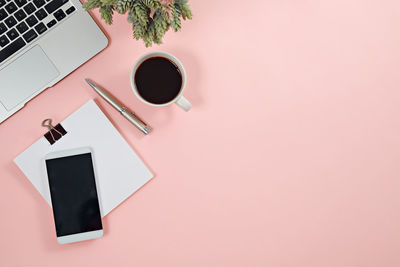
top-left (0, 45), bottom-right (59, 110)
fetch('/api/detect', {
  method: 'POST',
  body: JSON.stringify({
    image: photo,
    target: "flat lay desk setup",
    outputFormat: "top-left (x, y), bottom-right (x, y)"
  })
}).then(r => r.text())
top-left (1, 0), bottom-right (193, 245)
top-left (1, 0), bottom-right (400, 266)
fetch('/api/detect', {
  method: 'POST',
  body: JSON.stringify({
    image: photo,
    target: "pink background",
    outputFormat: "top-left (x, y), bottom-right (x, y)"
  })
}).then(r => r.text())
top-left (1, 0), bottom-right (400, 266)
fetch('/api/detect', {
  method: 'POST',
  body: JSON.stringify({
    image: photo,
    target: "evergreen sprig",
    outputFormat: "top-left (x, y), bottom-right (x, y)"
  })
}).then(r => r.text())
top-left (99, 6), bottom-right (113, 24)
top-left (83, 0), bottom-right (193, 47)
top-left (141, 0), bottom-right (159, 10)
top-left (132, 1), bottom-right (149, 26)
top-left (82, 0), bottom-right (103, 10)
top-left (116, 0), bottom-right (130, 13)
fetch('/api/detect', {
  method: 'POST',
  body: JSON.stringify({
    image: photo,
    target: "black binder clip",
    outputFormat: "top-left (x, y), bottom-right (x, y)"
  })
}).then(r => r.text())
top-left (42, 118), bottom-right (67, 145)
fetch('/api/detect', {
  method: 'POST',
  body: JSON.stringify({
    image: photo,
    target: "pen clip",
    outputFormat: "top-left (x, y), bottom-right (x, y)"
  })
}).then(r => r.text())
top-left (121, 108), bottom-right (151, 134)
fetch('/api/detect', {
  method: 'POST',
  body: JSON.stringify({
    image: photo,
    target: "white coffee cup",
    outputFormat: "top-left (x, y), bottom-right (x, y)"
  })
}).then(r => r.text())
top-left (130, 51), bottom-right (192, 111)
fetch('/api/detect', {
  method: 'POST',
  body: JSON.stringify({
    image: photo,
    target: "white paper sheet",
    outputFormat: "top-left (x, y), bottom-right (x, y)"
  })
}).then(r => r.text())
top-left (14, 100), bottom-right (153, 217)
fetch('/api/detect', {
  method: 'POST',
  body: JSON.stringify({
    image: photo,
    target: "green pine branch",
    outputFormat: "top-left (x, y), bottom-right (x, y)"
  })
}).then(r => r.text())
top-left (178, 3), bottom-right (192, 20)
top-left (83, 0), bottom-right (193, 47)
top-left (116, 0), bottom-right (132, 14)
top-left (153, 8), bottom-right (168, 43)
top-left (100, 0), bottom-right (117, 6)
top-left (99, 6), bottom-right (113, 24)
top-left (82, 0), bottom-right (103, 10)
top-left (141, 0), bottom-right (160, 10)
top-left (171, 2), bottom-right (181, 32)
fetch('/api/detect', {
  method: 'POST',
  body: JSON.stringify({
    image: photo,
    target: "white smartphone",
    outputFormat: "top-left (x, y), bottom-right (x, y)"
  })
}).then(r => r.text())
top-left (45, 147), bottom-right (103, 244)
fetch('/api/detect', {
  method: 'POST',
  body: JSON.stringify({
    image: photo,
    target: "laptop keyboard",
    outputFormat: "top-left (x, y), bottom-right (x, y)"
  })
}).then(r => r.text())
top-left (0, 0), bottom-right (76, 64)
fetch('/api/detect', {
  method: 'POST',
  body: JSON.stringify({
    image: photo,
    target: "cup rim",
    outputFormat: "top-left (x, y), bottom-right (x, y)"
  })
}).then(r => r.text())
top-left (130, 51), bottom-right (187, 107)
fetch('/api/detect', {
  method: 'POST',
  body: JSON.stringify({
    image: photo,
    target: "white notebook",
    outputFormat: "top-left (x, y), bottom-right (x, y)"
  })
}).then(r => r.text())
top-left (14, 99), bottom-right (153, 217)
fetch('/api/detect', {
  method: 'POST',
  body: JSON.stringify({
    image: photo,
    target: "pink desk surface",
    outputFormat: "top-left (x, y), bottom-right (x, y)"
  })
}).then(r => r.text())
top-left (1, 1), bottom-right (400, 266)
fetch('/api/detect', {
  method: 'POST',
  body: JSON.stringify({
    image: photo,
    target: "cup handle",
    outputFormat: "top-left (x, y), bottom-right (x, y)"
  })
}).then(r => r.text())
top-left (176, 96), bottom-right (192, 111)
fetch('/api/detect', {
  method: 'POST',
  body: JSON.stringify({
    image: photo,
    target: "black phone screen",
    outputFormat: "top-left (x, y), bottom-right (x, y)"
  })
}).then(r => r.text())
top-left (45, 153), bottom-right (102, 237)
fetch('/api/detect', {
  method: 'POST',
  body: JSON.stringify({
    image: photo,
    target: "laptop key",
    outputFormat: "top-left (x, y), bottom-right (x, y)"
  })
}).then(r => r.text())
top-left (14, 9), bottom-right (27, 21)
top-left (34, 22), bottom-right (46, 34)
top-left (35, 8), bottom-right (47, 20)
top-left (0, 8), bottom-right (7, 20)
top-left (14, 0), bottom-right (27, 8)
top-left (33, 0), bottom-right (45, 8)
top-left (16, 21), bottom-right (28, 33)
top-left (54, 9), bottom-right (65, 21)
top-left (5, 2), bottom-right (17, 14)
top-left (65, 6), bottom-right (75, 15)
top-left (0, 22), bottom-right (6, 34)
top-left (22, 28), bottom-right (37, 42)
top-left (5, 16), bottom-right (17, 27)
top-left (0, 0), bottom-right (5, 7)
top-left (0, 37), bottom-right (26, 63)
top-left (44, 0), bottom-right (67, 14)
top-left (6, 28), bottom-right (18, 40)
top-left (25, 14), bottom-right (38, 27)
top-left (46, 18), bottom-right (55, 28)
top-left (0, 34), bottom-right (9, 47)
top-left (23, 3), bottom-right (36, 15)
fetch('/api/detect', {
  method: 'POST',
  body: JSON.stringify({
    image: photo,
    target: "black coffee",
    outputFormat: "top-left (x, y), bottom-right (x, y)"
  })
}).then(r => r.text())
top-left (134, 56), bottom-right (182, 104)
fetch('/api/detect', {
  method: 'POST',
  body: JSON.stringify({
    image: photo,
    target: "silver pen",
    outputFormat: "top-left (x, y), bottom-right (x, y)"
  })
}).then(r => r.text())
top-left (85, 79), bottom-right (151, 135)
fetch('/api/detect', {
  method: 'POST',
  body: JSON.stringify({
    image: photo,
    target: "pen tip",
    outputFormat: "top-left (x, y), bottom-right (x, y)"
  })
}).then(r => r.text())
top-left (85, 79), bottom-right (95, 87)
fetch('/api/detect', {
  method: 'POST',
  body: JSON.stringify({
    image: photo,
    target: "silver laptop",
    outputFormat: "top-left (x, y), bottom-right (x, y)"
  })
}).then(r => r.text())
top-left (0, 0), bottom-right (108, 123)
